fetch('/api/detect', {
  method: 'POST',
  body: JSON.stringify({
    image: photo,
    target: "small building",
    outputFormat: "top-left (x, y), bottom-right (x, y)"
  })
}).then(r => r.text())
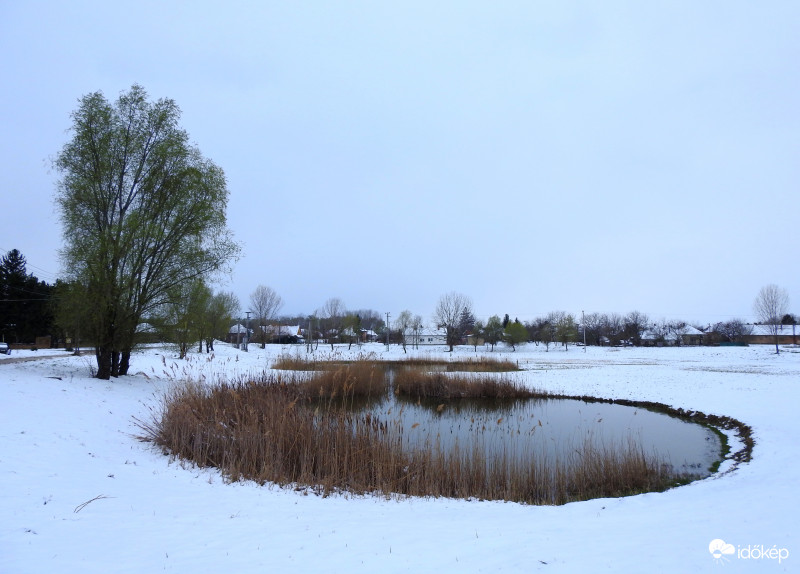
top-left (415, 328), bottom-right (449, 346)
top-left (262, 325), bottom-right (302, 344)
top-left (361, 329), bottom-right (380, 343)
top-left (640, 325), bottom-right (705, 347)
top-left (680, 325), bottom-right (706, 346)
top-left (640, 330), bottom-right (666, 347)
top-left (226, 323), bottom-right (252, 344)
top-left (745, 324), bottom-right (798, 346)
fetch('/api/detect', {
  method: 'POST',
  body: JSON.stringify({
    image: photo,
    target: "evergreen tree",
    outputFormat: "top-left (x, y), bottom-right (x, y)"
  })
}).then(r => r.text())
top-left (458, 306), bottom-right (476, 339)
top-left (0, 249), bottom-right (54, 344)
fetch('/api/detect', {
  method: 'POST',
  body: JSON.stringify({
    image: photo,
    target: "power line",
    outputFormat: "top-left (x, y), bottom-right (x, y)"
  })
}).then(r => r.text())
top-left (0, 246), bottom-right (60, 282)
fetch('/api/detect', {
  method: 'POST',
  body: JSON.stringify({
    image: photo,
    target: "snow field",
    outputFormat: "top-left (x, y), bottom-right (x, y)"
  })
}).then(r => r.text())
top-left (1, 343), bottom-right (797, 572)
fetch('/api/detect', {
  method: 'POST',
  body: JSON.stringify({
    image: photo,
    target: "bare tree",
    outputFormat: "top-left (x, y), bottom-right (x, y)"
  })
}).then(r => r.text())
top-left (250, 285), bottom-right (283, 348)
top-left (650, 319), bottom-right (670, 345)
top-left (581, 312), bottom-right (604, 346)
top-left (754, 284), bottom-right (790, 354)
top-left (433, 291), bottom-right (472, 352)
top-left (351, 309), bottom-right (384, 333)
top-left (395, 310), bottom-right (414, 353)
top-left (714, 318), bottom-right (752, 344)
top-left (411, 314), bottom-right (423, 349)
top-left (623, 310), bottom-right (649, 346)
top-left (321, 297), bottom-right (346, 349)
top-left (306, 313), bottom-right (320, 353)
top-left (667, 321), bottom-right (690, 347)
top-left (602, 313), bottom-right (624, 345)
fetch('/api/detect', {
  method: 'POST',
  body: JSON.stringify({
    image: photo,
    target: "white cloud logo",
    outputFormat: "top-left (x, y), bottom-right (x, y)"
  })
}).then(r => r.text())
top-left (709, 539), bottom-right (736, 563)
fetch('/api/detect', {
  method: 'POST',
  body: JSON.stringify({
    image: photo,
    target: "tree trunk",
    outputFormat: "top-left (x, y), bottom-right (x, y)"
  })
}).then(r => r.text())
top-left (96, 346), bottom-right (113, 380)
top-left (111, 351), bottom-right (121, 377)
top-left (119, 350), bottom-right (131, 375)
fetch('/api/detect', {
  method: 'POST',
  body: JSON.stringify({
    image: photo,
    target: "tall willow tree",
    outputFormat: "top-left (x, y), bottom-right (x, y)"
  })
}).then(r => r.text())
top-left (55, 85), bottom-right (239, 379)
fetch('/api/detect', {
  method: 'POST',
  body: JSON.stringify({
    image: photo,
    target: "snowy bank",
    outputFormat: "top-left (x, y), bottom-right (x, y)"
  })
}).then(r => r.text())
top-left (1, 343), bottom-right (797, 572)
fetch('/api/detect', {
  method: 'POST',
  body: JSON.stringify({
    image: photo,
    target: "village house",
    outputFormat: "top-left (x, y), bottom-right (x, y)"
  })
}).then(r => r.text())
top-left (261, 325), bottom-right (303, 344)
top-left (640, 325), bottom-right (706, 346)
top-left (745, 324), bottom-right (798, 346)
top-left (225, 323), bottom-right (252, 344)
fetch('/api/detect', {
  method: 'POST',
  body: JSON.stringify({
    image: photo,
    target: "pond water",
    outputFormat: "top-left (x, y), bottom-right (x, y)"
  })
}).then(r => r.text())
top-left (340, 391), bottom-right (722, 478)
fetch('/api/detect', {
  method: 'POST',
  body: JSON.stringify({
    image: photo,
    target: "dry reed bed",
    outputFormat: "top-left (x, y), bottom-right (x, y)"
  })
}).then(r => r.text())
top-left (138, 363), bottom-right (681, 504)
top-left (392, 369), bottom-right (535, 400)
top-left (272, 353), bottom-right (520, 373)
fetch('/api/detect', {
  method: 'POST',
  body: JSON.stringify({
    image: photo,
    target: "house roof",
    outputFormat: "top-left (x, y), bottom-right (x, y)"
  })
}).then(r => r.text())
top-left (136, 322), bottom-right (157, 333)
top-left (683, 325), bottom-right (705, 336)
top-left (749, 324), bottom-right (797, 336)
top-left (262, 325), bottom-right (301, 336)
top-left (641, 325), bottom-right (705, 341)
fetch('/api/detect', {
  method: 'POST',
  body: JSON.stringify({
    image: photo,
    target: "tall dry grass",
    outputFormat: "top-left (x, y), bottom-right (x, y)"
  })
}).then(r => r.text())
top-left (137, 365), bottom-right (681, 504)
top-left (273, 353), bottom-right (520, 373)
top-left (392, 368), bottom-right (537, 400)
top-left (296, 360), bottom-right (385, 401)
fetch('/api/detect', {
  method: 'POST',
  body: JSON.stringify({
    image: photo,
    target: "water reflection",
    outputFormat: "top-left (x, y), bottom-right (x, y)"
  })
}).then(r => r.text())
top-left (316, 389), bottom-right (722, 478)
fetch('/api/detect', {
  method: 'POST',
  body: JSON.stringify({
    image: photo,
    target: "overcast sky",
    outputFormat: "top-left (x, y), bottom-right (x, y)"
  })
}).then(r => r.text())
top-left (2, 1), bottom-right (798, 327)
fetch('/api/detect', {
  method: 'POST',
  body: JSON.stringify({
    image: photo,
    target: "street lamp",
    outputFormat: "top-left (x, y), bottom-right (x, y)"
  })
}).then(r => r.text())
top-left (244, 310), bottom-right (252, 352)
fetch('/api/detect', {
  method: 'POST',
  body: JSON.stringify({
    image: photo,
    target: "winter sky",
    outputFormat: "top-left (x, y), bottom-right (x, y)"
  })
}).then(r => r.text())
top-left (1, 1), bottom-right (798, 326)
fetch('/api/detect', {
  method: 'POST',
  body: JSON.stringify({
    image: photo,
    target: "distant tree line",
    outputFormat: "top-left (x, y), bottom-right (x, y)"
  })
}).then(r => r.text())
top-left (5, 241), bottom-right (794, 364)
top-left (0, 249), bottom-right (54, 344)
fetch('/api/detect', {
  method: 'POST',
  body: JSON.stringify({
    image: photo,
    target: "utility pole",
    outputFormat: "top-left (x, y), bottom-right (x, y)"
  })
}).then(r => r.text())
top-left (386, 312), bottom-right (391, 350)
top-left (244, 310), bottom-right (252, 352)
top-left (582, 310), bottom-right (586, 352)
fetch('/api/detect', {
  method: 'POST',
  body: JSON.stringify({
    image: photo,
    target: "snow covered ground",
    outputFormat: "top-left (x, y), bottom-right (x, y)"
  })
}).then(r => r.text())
top-left (1, 342), bottom-right (797, 572)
